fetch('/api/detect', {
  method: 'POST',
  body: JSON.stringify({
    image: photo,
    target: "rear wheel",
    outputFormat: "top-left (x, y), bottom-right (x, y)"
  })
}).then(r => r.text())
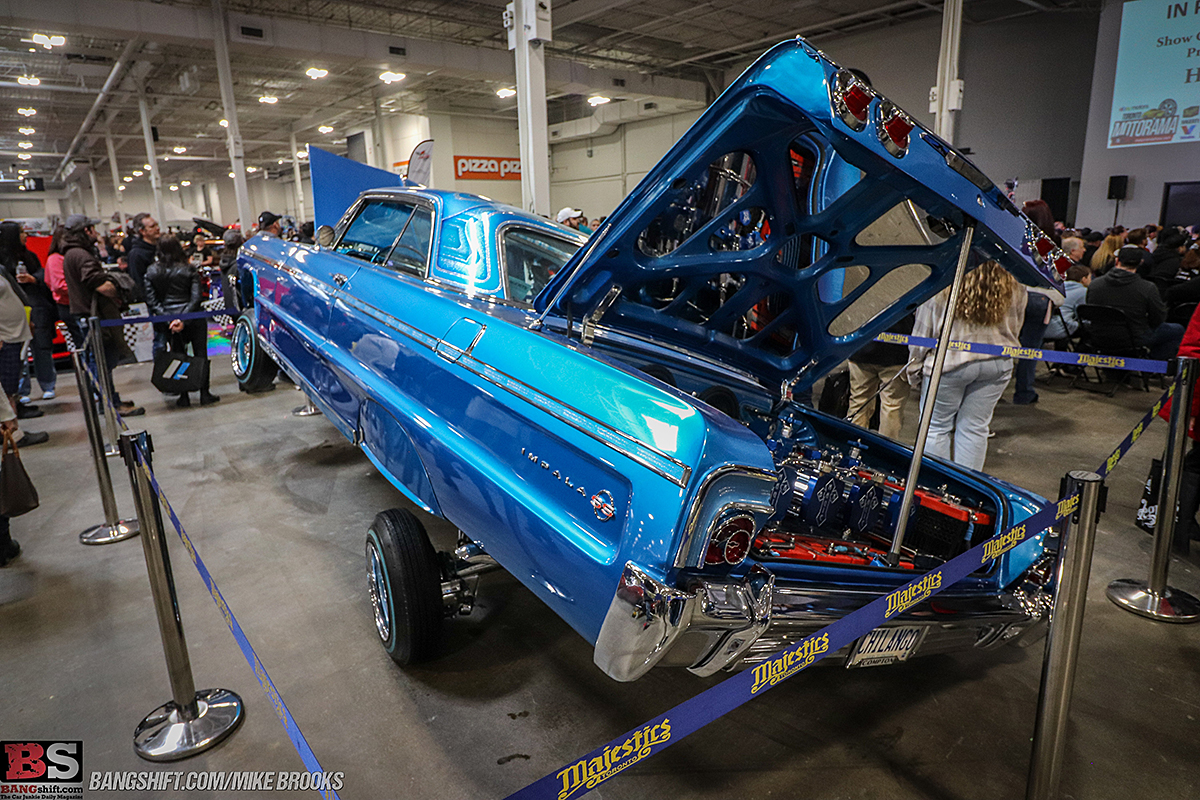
top-left (365, 509), bottom-right (443, 665)
top-left (230, 312), bottom-right (277, 393)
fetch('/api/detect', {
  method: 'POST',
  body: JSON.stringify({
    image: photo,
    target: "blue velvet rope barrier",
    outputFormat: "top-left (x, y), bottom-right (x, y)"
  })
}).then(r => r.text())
top-left (877, 331), bottom-right (1170, 374)
top-left (130, 445), bottom-right (341, 800)
top-left (504, 386), bottom-right (1170, 800)
top-left (98, 308), bottom-right (231, 327)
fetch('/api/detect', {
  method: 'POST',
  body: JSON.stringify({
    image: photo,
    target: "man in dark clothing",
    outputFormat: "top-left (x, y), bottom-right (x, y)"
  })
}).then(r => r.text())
top-left (1087, 245), bottom-right (1184, 359)
top-left (125, 213), bottom-right (160, 303)
top-left (1149, 234), bottom-right (1187, 288)
top-left (60, 215), bottom-right (144, 416)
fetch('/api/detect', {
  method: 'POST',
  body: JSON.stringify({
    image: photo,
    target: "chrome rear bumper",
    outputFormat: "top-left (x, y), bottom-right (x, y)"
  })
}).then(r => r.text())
top-left (593, 558), bottom-right (1054, 682)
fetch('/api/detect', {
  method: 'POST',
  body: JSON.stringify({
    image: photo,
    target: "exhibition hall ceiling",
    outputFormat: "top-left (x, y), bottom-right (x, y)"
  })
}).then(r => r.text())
top-left (0, 0), bottom-right (1093, 186)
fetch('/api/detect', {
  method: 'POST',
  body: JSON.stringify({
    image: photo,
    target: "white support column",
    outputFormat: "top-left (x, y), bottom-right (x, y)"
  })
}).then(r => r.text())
top-left (932, 0), bottom-right (964, 144)
top-left (373, 98), bottom-right (387, 170)
top-left (508, 0), bottom-right (552, 217)
top-left (104, 131), bottom-right (124, 225)
top-left (289, 132), bottom-right (308, 223)
top-left (212, 0), bottom-right (253, 230)
top-left (137, 93), bottom-right (167, 226)
top-left (87, 166), bottom-right (103, 229)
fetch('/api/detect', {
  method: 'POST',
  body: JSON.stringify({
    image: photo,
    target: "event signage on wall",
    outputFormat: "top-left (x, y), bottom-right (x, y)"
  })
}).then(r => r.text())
top-left (1108, 0), bottom-right (1200, 147)
top-left (455, 155), bottom-right (521, 180)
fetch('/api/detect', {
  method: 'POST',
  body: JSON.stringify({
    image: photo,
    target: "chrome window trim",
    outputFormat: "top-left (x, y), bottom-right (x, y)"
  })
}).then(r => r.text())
top-left (674, 465), bottom-right (778, 568)
top-left (495, 221), bottom-right (583, 307)
top-left (332, 192), bottom-right (437, 278)
top-left (333, 290), bottom-right (691, 487)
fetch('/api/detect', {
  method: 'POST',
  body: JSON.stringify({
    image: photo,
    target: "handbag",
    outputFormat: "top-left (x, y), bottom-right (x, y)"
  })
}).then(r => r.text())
top-left (0, 429), bottom-right (39, 517)
top-left (1135, 457), bottom-right (1162, 533)
top-left (151, 348), bottom-right (208, 394)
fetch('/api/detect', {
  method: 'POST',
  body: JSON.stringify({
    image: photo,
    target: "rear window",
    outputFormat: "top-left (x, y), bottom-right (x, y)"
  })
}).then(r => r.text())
top-left (503, 228), bottom-right (578, 305)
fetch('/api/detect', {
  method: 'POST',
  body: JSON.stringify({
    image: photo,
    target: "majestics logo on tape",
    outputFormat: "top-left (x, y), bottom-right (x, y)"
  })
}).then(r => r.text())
top-left (884, 571), bottom-right (942, 619)
top-left (749, 633), bottom-right (830, 694)
top-left (556, 721), bottom-right (671, 800)
top-left (982, 523), bottom-right (1028, 564)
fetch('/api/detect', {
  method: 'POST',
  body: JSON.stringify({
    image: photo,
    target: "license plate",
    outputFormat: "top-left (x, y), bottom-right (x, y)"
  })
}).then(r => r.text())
top-left (846, 625), bottom-right (927, 668)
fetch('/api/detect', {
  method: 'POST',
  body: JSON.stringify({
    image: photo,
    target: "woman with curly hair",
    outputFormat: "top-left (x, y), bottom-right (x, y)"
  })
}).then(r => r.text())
top-left (907, 260), bottom-right (1026, 471)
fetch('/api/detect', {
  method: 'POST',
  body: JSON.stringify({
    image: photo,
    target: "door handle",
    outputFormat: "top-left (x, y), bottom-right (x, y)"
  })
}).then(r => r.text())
top-left (332, 273), bottom-right (348, 287)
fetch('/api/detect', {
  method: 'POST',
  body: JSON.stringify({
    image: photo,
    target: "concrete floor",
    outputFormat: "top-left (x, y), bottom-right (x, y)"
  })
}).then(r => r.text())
top-left (2, 357), bottom-right (1198, 800)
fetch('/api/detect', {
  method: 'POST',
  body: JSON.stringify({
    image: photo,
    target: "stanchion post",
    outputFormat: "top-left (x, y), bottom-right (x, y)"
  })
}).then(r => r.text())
top-left (1106, 356), bottom-right (1200, 622)
top-left (89, 316), bottom-right (123, 455)
top-left (292, 394), bottom-right (320, 417)
top-left (1026, 470), bottom-right (1104, 800)
top-left (119, 430), bottom-right (243, 761)
top-left (72, 350), bottom-right (138, 545)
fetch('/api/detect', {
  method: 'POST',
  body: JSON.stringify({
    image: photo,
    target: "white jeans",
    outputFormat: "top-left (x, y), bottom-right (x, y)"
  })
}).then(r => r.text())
top-left (919, 358), bottom-right (1012, 472)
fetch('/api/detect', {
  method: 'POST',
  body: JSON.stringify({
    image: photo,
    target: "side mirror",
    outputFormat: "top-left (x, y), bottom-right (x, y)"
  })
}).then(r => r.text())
top-left (316, 225), bottom-right (335, 247)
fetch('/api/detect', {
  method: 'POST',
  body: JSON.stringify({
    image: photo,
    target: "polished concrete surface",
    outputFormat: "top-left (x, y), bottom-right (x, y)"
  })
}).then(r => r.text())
top-left (2, 358), bottom-right (1198, 799)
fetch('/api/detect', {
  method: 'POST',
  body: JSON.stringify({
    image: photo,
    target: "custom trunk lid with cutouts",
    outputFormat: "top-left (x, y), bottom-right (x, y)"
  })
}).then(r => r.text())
top-left (534, 37), bottom-right (1064, 393)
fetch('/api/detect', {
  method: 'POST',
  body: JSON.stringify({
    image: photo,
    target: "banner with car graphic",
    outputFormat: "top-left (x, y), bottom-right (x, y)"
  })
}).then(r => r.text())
top-left (1109, 0), bottom-right (1200, 147)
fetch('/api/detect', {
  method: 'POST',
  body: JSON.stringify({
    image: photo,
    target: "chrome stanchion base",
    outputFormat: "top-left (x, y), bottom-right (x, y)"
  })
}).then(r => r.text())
top-left (79, 519), bottom-right (140, 545)
top-left (1106, 578), bottom-right (1200, 623)
top-left (133, 688), bottom-right (243, 762)
top-left (292, 400), bottom-right (319, 417)
top-left (104, 443), bottom-right (120, 458)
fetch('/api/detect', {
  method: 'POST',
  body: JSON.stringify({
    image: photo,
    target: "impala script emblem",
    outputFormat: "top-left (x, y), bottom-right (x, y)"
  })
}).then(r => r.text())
top-left (518, 448), bottom-right (615, 521)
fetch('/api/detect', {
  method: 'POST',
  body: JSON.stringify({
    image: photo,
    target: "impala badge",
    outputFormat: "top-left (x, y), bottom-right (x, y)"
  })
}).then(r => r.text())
top-left (591, 490), bottom-right (615, 522)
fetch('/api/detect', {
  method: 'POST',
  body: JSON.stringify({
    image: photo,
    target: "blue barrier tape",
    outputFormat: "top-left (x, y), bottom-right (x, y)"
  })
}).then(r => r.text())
top-left (99, 309), bottom-right (231, 327)
top-left (129, 445), bottom-right (340, 799)
top-left (505, 384), bottom-right (1166, 800)
top-left (876, 331), bottom-right (1170, 374)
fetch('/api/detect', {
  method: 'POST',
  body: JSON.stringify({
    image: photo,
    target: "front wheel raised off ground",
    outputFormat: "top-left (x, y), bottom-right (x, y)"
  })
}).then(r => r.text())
top-left (365, 509), bottom-right (444, 665)
top-left (230, 312), bottom-right (277, 393)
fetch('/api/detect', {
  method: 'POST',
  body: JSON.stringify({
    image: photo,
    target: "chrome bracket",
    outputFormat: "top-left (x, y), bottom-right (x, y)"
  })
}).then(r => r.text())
top-left (581, 284), bottom-right (622, 346)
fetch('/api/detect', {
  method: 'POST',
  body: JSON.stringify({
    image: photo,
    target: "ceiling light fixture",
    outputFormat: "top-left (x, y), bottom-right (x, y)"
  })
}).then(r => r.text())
top-left (296, 150), bottom-right (308, 159)
top-left (17, 142), bottom-right (32, 149)
top-left (219, 119), bottom-right (229, 128)
top-left (118, 185), bottom-right (125, 191)
top-left (318, 125), bottom-right (333, 134)
top-left (305, 67), bottom-right (328, 80)
top-left (17, 169), bottom-right (28, 175)
top-left (173, 145), bottom-right (186, 154)
top-left (31, 33), bottom-right (64, 49)
top-left (17, 108), bottom-right (36, 117)
top-left (379, 71), bottom-right (405, 84)
top-left (588, 95), bottom-right (611, 107)
top-left (169, 184), bottom-right (179, 191)
top-left (17, 153), bottom-right (31, 160)
top-left (17, 75), bottom-right (40, 86)
top-left (496, 87), bottom-right (516, 99)
top-left (18, 127), bottom-right (34, 135)
top-left (123, 176), bottom-right (132, 182)
top-left (180, 180), bottom-right (191, 186)
top-left (258, 95), bottom-right (278, 104)
top-left (246, 166), bottom-right (258, 173)
top-left (228, 171), bottom-right (235, 178)
top-left (143, 163), bottom-right (152, 170)
top-left (132, 171), bottom-right (143, 176)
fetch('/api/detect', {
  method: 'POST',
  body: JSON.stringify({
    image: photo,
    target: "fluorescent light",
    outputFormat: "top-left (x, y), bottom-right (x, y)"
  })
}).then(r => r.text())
top-left (496, 87), bottom-right (516, 99)
top-left (31, 34), bottom-right (64, 49)
top-left (17, 142), bottom-right (32, 149)
top-left (318, 125), bottom-right (334, 134)
top-left (169, 184), bottom-right (179, 191)
top-left (18, 127), bottom-right (33, 135)
top-left (17, 154), bottom-right (31, 160)
top-left (180, 180), bottom-right (191, 186)
top-left (123, 176), bottom-right (133, 182)
top-left (588, 95), bottom-right (611, 107)
top-left (118, 185), bottom-right (125, 191)
top-left (258, 95), bottom-right (278, 104)
top-left (379, 71), bottom-right (405, 84)
top-left (17, 169), bottom-right (28, 175)
top-left (17, 76), bottom-right (40, 86)
top-left (143, 163), bottom-right (152, 170)
top-left (219, 119), bottom-right (229, 128)
top-left (173, 145), bottom-right (186, 154)
top-left (17, 108), bottom-right (36, 117)
top-left (228, 171), bottom-right (235, 178)
top-left (132, 170), bottom-right (143, 176)
top-left (246, 166), bottom-right (258, 173)
top-left (296, 150), bottom-right (308, 159)
top-left (305, 67), bottom-right (328, 79)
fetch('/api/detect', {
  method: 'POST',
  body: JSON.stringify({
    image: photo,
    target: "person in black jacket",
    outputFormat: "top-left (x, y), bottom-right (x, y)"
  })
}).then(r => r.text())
top-left (1087, 245), bottom-right (1184, 359)
top-left (145, 236), bottom-right (218, 407)
top-left (0, 223), bottom-right (56, 403)
top-left (125, 213), bottom-right (160, 303)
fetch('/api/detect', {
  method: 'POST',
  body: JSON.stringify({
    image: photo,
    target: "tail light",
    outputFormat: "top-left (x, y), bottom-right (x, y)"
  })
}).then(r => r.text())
top-left (705, 515), bottom-right (755, 566)
top-left (877, 101), bottom-right (914, 157)
top-left (832, 70), bottom-right (874, 132)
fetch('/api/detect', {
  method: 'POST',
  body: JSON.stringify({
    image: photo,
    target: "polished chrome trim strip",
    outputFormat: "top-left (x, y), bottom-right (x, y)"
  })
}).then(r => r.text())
top-left (674, 465), bottom-right (778, 568)
top-left (333, 290), bottom-right (691, 487)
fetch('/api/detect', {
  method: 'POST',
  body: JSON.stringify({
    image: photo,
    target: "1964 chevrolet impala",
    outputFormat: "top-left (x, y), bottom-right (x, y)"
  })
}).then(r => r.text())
top-left (230, 37), bottom-right (1070, 681)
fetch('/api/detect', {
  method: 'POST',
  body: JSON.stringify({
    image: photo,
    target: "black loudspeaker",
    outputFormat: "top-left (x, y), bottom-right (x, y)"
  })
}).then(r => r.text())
top-left (1108, 175), bottom-right (1128, 200)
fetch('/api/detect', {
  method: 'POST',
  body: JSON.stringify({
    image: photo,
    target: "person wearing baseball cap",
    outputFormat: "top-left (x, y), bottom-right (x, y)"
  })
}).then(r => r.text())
top-left (258, 211), bottom-right (283, 237)
top-left (1086, 244), bottom-right (1184, 359)
top-left (555, 207), bottom-right (592, 234)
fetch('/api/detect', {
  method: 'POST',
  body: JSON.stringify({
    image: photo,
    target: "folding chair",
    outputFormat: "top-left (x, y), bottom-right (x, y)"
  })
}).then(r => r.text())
top-left (1072, 304), bottom-right (1152, 396)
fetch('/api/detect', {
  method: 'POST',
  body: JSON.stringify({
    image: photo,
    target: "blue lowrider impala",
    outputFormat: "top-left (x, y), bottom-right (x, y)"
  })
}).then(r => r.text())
top-left (230, 38), bottom-right (1070, 681)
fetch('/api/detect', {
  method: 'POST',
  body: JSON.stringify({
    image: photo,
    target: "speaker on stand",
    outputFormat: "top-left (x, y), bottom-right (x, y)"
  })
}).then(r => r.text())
top-left (1108, 175), bottom-right (1128, 227)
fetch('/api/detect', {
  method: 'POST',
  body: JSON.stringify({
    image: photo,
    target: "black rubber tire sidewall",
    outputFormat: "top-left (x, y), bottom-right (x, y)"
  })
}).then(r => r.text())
top-left (232, 311), bottom-right (278, 392)
top-left (366, 509), bottom-right (443, 665)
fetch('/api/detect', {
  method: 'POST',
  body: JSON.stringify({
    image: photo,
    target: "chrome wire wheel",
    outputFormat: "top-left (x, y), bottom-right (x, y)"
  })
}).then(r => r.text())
top-left (230, 317), bottom-right (252, 378)
top-left (366, 539), bottom-right (392, 643)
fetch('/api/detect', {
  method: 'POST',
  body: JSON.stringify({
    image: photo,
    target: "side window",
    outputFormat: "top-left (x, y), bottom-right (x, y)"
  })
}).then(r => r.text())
top-left (387, 206), bottom-right (433, 274)
top-left (335, 200), bottom-right (417, 263)
top-left (503, 228), bottom-right (579, 305)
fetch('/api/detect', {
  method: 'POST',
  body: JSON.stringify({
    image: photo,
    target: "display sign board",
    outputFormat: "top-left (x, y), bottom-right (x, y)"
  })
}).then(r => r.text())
top-left (454, 155), bottom-right (521, 180)
top-left (1108, 0), bottom-right (1200, 148)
